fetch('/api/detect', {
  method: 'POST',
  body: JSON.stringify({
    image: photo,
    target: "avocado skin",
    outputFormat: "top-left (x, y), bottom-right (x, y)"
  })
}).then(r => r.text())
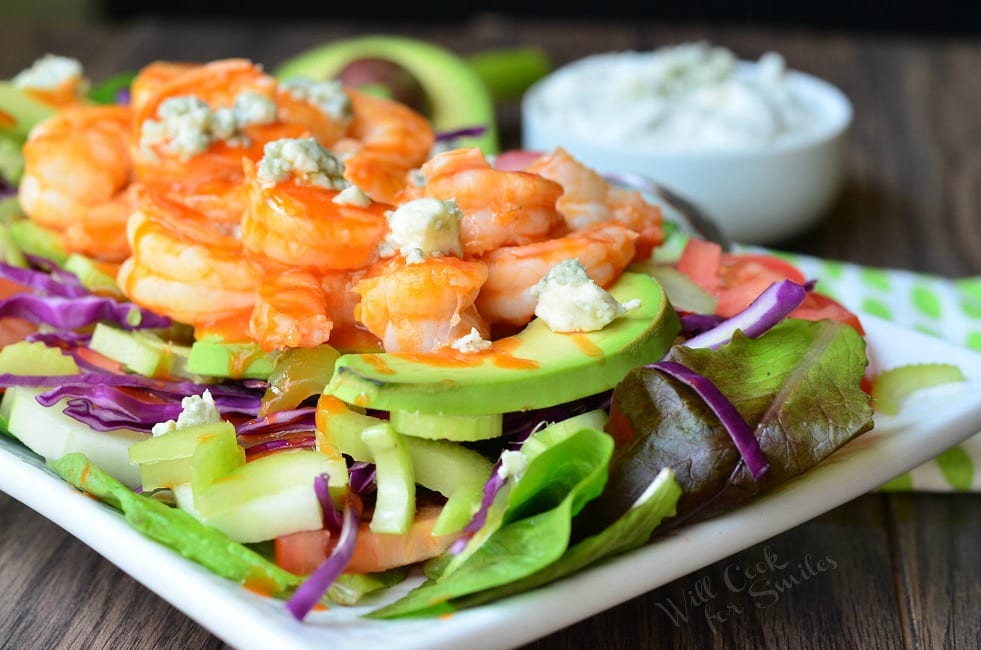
top-left (274, 35), bottom-right (498, 154)
top-left (324, 272), bottom-right (680, 416)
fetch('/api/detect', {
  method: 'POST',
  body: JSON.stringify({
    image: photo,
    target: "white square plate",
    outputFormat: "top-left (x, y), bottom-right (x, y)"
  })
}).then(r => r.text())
top-left (2, 314), bottom-right (981, 649)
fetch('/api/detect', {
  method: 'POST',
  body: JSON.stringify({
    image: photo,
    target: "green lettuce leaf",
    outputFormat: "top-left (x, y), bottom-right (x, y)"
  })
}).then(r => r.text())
top-left (595, 318), bottom-right (874, 533)
top-left (367, 427), bottom-right (614, 619)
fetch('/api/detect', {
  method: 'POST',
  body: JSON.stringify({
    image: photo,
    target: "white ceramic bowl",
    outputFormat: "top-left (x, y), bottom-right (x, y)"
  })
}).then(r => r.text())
top-left (521, 57), bottom-right (854, 245)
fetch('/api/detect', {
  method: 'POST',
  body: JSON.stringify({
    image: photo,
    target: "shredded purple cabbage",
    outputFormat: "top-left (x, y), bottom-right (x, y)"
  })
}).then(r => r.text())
top-left (684, 279), bottom-right (808, 350)
top-left (243, 436), bottom-right (317, 458)
top-left (679, 313), bottom-right (726, 337)
top-left (314, 473), bottom-right (343, 535)
top-left (0, 260), bottom-right (88, 298)
top-left (0, 293), bottom-right (171, 331)
top-left (0, 177), bottom-right (15, 200)
top-left (115, 87), bottom-right (131, 105)
top-left (236, 407), bottom-right (316, 437)
top-left (650, 360), bottom-right (769, 480)
top-left (348, 461), bottom-right (377, 495)
top-left (434, 125), bottom-right (487, 142)
top-left (285, 491), bottom-right (363, 621)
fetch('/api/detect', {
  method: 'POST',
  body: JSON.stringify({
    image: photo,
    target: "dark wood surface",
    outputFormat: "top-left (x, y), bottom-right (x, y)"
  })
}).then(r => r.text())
top-left (1, 16), bottom-right (979, 650)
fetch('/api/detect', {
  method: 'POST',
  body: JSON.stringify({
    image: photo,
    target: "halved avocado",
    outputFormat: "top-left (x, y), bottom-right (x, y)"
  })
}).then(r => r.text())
top-left (323, 272), bottom-right (679, 415)
top-left (274, 35), bottom-right (499, 154)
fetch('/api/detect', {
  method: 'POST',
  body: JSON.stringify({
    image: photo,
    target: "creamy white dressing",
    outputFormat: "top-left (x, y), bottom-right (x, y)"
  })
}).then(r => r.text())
top-left (529, 42), bottom-right (820, 152)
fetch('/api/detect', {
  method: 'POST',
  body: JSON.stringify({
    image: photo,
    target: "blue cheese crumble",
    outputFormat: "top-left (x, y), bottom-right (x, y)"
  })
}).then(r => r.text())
top-left (13, 54), bottom-right (88, 93)
top-left (281, 77), bottom-right (353, 125)
top-left (256, 137), bottom-right (348, 189)
top-left (531, 258), bottom-right (641, 332)
top-left (151, 390), bottom-right (222, 437)
top-left (450, 327), bottom-right (493, 354)
top-left (140, 92), bottom-right (278, 160)
top-left (380, 197), bottom-right (464, 262)
top-left (332, 184), bottom-right (372, 207)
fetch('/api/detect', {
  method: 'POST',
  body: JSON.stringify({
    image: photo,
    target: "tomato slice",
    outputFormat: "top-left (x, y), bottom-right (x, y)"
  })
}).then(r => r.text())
top-left (676, 237), bottom-right (723, 294)
top-left (791, 292), bottom-right (865, 335)
top-left (673, 238), bottom-right (864, 333)
top-left (274, 504), bottom-right (460, 576)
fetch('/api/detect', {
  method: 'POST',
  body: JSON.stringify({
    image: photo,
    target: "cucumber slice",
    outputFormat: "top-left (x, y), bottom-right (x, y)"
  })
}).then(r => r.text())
top-left (1, 386), bottom-right (146, 488)
top-left (390, 410), bottom-right (503, 441)
top-left (128, 421), bottom-right (242, 491)
top-left (402, 436), bottom-right (493, 536)
top-left (520, 409), bottom-right (610, 459)
top-left (180, 448), bottom-right (348, 543)
top-left (361, 422), bottom-right (415, 535)
top-left (0, 340), bottom-right (79, 375)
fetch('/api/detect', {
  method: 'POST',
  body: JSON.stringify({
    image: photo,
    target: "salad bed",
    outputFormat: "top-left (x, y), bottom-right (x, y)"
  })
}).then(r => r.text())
top-left (0, 50), bottom-right (951, 628)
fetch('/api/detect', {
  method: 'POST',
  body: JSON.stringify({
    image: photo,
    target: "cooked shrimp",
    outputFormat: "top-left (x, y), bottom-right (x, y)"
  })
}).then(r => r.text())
top-left (131, 58), bottom-right (277, 129)
top-left (332, 89), bottom-right (435, 204)
top-left (117, 191), bottom-right (257, 339)
top-left (241, 154), bottom-right (389, 272)
top-left (525, 147), bottom-right (665, 260)
top-left (475, 221), bottom-right (638, 327)
top-left (18, 104), bottom-right (136, 262)
top-left (247, 266), bottom-right (334, 351)
top-left (397, 147), bottom-right (566, 257)
top-left (353, 256), bottom-right (489, 353)
top-left (130, 59), bottom-right (307, 225)
top-left (276, 77), bottom-right (352, 146)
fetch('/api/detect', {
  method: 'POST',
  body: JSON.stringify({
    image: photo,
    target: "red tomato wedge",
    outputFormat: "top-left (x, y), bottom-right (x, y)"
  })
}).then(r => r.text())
top-left (274, 505), bottom-right (461, 576)
top-left (674, 238), bottom-right (864, 334)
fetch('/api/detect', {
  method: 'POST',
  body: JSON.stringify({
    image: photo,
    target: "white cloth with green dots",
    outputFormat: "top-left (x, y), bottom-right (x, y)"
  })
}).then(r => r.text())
top-left (752, 246), bottom-right (981, 492)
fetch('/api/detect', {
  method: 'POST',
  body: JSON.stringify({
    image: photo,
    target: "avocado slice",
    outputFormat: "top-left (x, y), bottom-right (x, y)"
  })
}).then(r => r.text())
top-left (324, 272), bottom-right (680, 416)
top-left (8, 218), bottom-right (68, 265)
top-left (0, 81), bottom-right (56, 143)
top-left (186, 339), bottom-right (275, 380)
top-left (274, 35), bottom-right (499, 154)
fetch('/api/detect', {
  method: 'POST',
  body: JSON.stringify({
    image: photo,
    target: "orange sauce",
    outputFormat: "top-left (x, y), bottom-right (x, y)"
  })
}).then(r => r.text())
top-left (363, 354), bottom-right (395, 375)
top-left (388, 336), bottom-right (539, 372)
top-left (242, 573), bottom-right (280, 598)
top-left (569, 334), bottom-right (603, 357)
top-left (0, 109), bottom-right (15, 128)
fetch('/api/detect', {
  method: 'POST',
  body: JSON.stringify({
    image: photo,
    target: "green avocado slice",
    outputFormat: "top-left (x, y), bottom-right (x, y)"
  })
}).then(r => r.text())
top-left (323, 272), bottom-right (679, 415)
top-left (273, 35), bottom-right (499, 154)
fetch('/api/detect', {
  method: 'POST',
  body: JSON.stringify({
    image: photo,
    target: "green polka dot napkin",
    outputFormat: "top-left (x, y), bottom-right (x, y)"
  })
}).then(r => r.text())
top-left (752, 247), bottom-right (981, 492)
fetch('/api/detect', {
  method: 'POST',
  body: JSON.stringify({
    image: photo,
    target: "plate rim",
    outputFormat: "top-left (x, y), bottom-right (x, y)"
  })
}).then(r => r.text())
top-left (2, 313), bottom-right (981, 650)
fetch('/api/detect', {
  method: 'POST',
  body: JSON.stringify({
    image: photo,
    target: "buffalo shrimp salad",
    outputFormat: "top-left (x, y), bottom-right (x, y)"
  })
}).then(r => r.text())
top-left (0, 52), bottom-right (894, 621)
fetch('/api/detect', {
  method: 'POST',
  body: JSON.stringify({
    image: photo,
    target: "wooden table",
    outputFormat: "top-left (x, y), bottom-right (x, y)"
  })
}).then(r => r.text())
top-left (1, 16), bottom-right (979, 650)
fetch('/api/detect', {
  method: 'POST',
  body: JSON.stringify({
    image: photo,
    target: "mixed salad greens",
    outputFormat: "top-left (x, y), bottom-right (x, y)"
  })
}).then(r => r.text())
top-left (0, 51), bottom-right (963, 627)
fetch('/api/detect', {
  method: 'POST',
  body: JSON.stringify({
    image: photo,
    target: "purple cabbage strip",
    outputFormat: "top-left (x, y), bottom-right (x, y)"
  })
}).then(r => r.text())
top-left (115, 87), bottom-right (131, 105)
top-left (286, 492), bottom-right (363, 621)
top-left (434, 125), bottom-right (487, 142)
top-left (683, 279), bottom-right (809, 350)
top-left (679, 313), bottom-right (725, 337)
top-left (0, 371), bottom-right (262, 400)
top-left (35, 382), bottom-right (261, 431)
top-left (243, 436), bottom-right (317, 458)
top-left (650, 360), bottom-right (769, 481)
top-left (0, 177), bottom-right (15, 200)
top-left (449, 405), bottom-right (562, 555)
top-left (0, 293), bottom-right (171, 331)
top-left (348, 461), bottom-right (377, 496)
top-left (449, 470), bottom-right (507, 555)
top-left (0, 260), bottom-right (89, 298)
top-left (314, 473), bottom-right (343, 535)
top-left (236, 407), bottom-right (317, 437)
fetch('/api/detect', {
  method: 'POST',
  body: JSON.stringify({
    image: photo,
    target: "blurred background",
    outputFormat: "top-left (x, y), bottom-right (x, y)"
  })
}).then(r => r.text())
top-left (1, 0), bottom-right (980, 36)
